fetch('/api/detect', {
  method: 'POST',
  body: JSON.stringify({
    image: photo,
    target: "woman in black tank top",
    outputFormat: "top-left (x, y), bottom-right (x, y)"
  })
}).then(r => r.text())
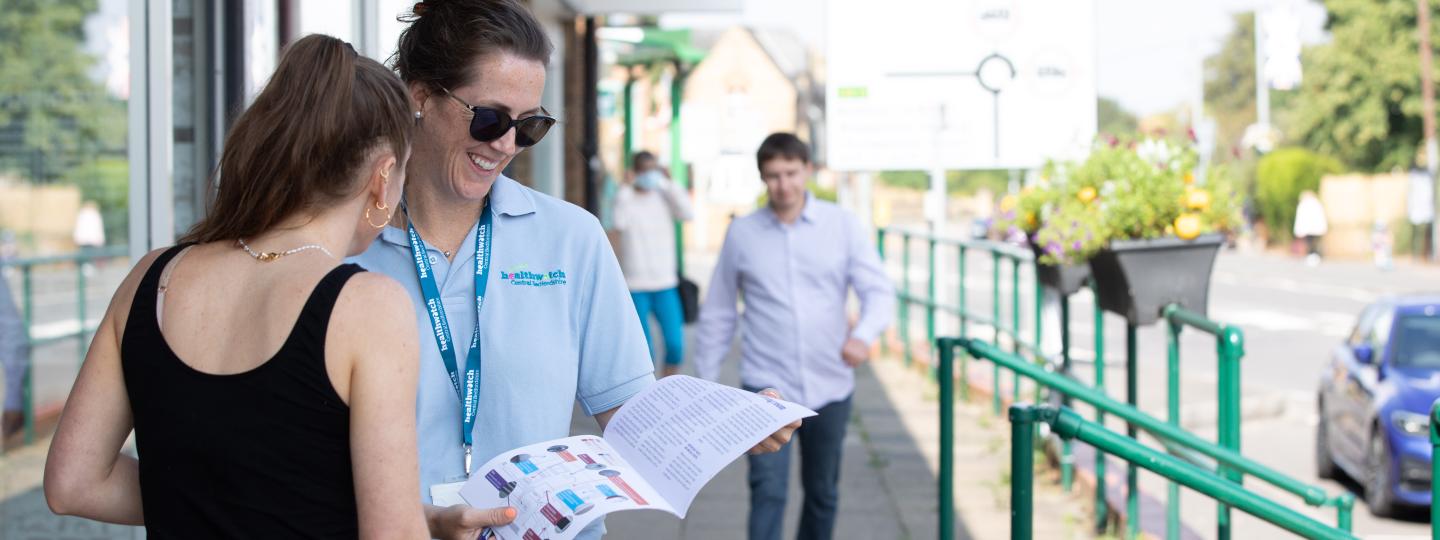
top-left (43, 35), bottom-right (428, 539)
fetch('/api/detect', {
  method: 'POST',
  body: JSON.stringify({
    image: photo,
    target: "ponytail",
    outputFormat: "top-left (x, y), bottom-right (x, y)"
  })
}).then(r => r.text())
top-left (183, 34), bottom-right (414, 244)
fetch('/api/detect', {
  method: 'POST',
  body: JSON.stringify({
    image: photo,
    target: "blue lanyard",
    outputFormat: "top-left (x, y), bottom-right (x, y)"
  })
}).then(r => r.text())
top-left (405, 203), bottom-right (493, 476)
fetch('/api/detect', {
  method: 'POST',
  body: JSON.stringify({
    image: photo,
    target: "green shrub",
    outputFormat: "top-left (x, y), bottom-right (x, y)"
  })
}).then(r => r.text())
top-left (1255, 148), bottom-right (1343, 244)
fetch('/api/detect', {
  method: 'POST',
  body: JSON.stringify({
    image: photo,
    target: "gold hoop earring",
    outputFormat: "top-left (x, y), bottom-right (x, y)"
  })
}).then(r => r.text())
top-left (365, 201), bottom-right (390, 229)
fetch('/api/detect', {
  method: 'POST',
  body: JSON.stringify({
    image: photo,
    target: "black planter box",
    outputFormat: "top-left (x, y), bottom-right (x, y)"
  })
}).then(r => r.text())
top-left (1029, 244), bottom-right (1092, 297)
top-left (1088, 234), bottom-right (1224, 326)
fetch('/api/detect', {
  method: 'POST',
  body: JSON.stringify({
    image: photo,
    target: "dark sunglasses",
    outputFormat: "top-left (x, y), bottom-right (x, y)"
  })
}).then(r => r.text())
top-left (441, 87), bottom-right (556, 147)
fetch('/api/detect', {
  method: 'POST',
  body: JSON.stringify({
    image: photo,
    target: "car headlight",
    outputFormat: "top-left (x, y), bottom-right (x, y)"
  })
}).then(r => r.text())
top-left (1392, 410), bottom-right (1431, 436)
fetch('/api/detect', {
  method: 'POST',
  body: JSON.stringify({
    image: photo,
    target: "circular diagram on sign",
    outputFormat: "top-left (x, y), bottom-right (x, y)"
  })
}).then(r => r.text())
top-left (976, 53), bottom-right (1017, 93)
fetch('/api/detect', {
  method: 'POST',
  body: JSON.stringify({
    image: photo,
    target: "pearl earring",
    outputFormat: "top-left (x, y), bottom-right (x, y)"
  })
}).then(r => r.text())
top-left (413, 111), bottom-right (423, 123)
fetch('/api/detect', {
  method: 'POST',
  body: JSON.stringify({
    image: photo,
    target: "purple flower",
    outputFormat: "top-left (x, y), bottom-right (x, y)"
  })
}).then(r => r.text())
top-left (1046, 241), bottom-right (1062, 256)
top-left (1072, 240), bottom-right (1083, 252)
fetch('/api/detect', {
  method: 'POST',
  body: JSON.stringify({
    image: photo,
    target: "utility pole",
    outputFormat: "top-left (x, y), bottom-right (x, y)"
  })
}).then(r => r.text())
top-left (1423, 0), bottom-right (1439, 260)
top-left (1255, 11), bottom-right (1270, 131)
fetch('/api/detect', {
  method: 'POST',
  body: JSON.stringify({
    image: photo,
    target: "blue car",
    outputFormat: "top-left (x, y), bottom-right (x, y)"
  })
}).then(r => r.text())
top-left (1316, 297), bottom-right (1440, 516)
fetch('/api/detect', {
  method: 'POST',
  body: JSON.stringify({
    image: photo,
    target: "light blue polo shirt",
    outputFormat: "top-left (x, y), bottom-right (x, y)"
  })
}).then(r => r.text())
top-left (351, 175), bottom-right (655, 537)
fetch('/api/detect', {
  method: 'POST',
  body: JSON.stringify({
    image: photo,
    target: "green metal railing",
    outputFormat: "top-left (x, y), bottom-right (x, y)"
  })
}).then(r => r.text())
top-left (881, 224), bottom-right (1353, 540)
top-left (2, 246), bottom-right (128, 444)
top-left (877, 227), bottom-right (1041, 413)
top-left (943, 337), bottom-right (1355, 537)
top-left (1009, 403), bottom-right (1358, 540)
top-left (1431, 399), bottom-right (1440, 540)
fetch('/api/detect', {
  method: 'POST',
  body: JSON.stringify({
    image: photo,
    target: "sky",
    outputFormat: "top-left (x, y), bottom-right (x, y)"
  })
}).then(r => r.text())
top-left (663, 0), bottom-right (1330, 117)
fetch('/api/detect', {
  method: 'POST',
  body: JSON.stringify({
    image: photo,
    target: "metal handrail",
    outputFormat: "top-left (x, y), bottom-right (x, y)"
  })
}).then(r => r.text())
top-left (1010, 403), bottom-right (1357, 540)
top-left (4, 245), bottom-right (130, 444)
top-left (942, 337), bottom-right (1356, 534)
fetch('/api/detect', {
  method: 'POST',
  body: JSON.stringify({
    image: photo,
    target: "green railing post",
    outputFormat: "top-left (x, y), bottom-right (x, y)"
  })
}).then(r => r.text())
top-left (1126, 323), bottom-right (1139, 540)
top-left (1010, 404), bottom-right (1041, 540)
top-left (1335, 493), bottom-right (1354, 534)
top-left (901, 233), bottom-right (912, 367)
top-left (877, 230), bottom-right (888, 357)
top-left (77, 260), bottom-right (88, 365)
top-left (992, 250), bottom-right (1002, 415)
top-left (1045, 405), bottom-right (1358, 540)
top-left (1166, 319), bottom-right (1182, 540)
top-left (1431, 398), bottom-right (1440, 540)
top-left (1217, 327), bottom-right (1245, 540)
top-left (939, 338), bottom-right (956, 540)
top-left (962, 337), bottom-right (1351, 533)
top-left (926, 238), bottom-right (937, 369)
top-left (958, 245), bottom-right (969, 338)
top-left (1033, 274), bottom-right (1043, 405)
top-left (1011, 257), bottom-right (1022, 403)
top-left (1093, 281), bottom-right (1108, 533)
top-left (20, 265), bottom-right (34, 444)
top-left (1060, 294), bottom-right (1073, 492)
top-left (958, 246), bottom-right (969, 401)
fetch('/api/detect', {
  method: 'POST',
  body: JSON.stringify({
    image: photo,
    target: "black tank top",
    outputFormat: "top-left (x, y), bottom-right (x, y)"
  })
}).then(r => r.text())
top-left (121, 244), bottom-right (364, 539)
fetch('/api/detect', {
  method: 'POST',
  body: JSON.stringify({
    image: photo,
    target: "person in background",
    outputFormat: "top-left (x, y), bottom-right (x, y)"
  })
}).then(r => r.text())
top-left (694, 132), bottom-right (895, 540)
top-left (356, 3), bottom-right (798, 538)
top-left (610, 150), bottom-right (694, 378)
top-left (1372, 219), bottom-right (1394, 271)
top-left (1294, 190), bottom-right (1328, 267)
top-left (0, 274), bottom-right (27, 441)
top-left (43, 34), bottom-right (428, 537)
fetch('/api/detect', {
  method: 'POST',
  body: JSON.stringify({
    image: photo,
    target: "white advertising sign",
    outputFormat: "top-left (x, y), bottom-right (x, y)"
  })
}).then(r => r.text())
top-left (825, 0), bottom-right (1098, 171)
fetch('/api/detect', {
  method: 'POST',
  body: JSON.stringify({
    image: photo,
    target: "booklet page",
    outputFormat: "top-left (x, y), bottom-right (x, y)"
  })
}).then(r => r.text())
top-left (459, 435), bottom-right (673, 540)
top-left (602, 375), bottom-right (816, 516)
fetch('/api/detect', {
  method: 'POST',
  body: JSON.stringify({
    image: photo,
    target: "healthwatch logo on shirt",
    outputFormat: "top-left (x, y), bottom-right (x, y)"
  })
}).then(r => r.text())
top-left (499, 264), bottom-right (567, 287)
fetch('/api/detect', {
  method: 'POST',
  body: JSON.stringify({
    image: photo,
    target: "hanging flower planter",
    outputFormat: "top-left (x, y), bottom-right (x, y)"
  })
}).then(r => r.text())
top-left (1029, 242), bottom-right (1092, 297)
top-left (1088, 234), bottom-right (1224, 326)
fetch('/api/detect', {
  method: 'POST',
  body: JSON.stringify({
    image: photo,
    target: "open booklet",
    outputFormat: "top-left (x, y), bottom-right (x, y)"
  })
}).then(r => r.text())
top-left (457, 375), bottom-right (816, 540)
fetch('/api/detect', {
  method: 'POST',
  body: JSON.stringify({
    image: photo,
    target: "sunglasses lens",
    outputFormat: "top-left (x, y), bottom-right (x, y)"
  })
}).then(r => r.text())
top-left (514, 116), bottom-right (556, 147)
top-left (468, 108), bottom-right (508, 142)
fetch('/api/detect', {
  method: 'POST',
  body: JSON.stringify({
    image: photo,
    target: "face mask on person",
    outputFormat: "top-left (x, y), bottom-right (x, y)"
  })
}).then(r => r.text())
top-left (635, 170), bottom-right (664, 190)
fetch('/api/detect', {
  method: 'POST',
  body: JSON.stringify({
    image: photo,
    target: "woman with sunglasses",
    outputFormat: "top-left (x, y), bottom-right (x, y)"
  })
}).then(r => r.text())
top-left (354, 1), bottom-right (798, 539)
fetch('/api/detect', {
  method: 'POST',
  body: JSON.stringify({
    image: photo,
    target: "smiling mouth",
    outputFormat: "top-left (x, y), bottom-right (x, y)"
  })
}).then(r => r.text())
top-left (468, 152), bottom-right (500, 171)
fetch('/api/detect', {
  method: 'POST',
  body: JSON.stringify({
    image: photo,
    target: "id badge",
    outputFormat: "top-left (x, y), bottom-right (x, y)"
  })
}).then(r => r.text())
top-left (429, 479), bottom-right (468, 507)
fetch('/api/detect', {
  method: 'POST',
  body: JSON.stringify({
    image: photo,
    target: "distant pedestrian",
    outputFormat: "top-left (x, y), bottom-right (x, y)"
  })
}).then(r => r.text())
top-left (73, 201), bottom-right (106, 251)
top-left (611, 150), bottom-right (694, 378)
top-left (695, 133), bottom-right (895, 540)
top-left (1294, 190), bottom-right (1328, 266)
top-left (1372, 220), bottom-right (1394, 271)
top-left (0, 274), bottom-right (27, 442)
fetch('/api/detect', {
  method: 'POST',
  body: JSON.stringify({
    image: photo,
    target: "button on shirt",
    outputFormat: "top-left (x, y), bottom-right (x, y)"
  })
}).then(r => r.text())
top-left (694, 194), bottom-right (895, 410)
top-left (350, 175), bottom-right (655, 537)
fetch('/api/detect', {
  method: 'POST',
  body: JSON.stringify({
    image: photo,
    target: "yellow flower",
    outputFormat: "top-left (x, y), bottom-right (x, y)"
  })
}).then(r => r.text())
top-left (1077, 187), bottom-right (1098, 204)
top-left (1184, 187), bottom-right (1211, 211)
top-left (1000, 194), bottom-right (1018, 212)
top-left (1174, 213), bottom-right (1204, 240)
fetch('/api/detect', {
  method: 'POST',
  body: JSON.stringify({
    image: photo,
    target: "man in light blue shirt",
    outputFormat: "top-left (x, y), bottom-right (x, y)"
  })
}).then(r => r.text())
top-left (695, 133), bottom-right (895, 540)
top-left (352, 174), bottom-right (656, 540)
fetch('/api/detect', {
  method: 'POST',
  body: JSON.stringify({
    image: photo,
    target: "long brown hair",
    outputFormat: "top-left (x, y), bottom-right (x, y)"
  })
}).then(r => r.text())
top-left (182, 34), bottom-right (414, 244)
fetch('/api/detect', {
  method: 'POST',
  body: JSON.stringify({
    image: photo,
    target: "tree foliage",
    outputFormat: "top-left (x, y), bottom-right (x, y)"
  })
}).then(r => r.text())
top-left (0, 0), bottom-right (125, 182)
top-left (1289, 0), bottom-right (1438, 172)
top-left (1097, 96), bottom-right (1138, 137)
top-left (1254, 147), bottom-right (1343, 242)
top-left (1204, 12), bottom-right (1257, 163)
